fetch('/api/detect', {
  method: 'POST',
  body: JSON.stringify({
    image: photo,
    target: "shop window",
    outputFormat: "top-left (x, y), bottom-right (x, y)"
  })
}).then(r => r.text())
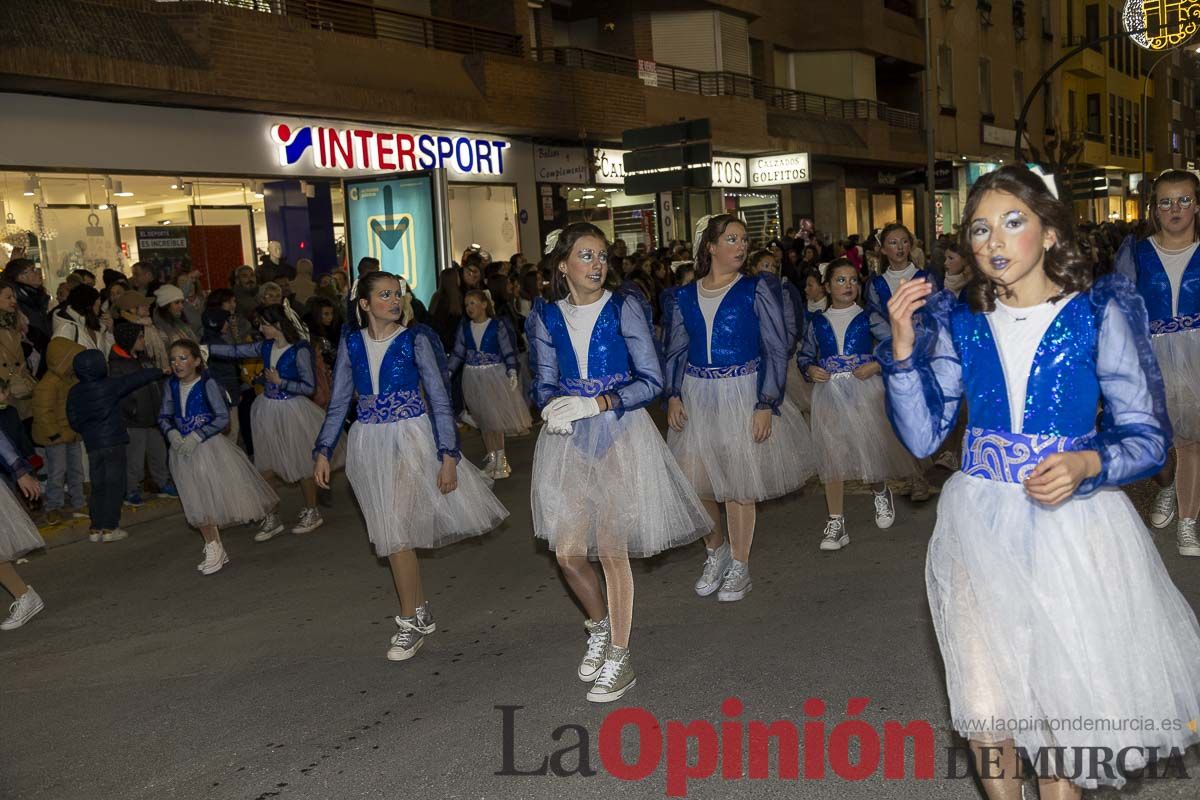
top-left (447, 184), bottom-right (520, 264)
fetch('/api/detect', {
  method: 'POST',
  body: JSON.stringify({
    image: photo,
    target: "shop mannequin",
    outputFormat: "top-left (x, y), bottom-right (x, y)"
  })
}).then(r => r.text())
top-left (258, 241), bottom-right (290, 286)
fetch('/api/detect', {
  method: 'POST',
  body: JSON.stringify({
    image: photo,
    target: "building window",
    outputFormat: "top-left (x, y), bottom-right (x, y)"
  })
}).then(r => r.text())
top-left (1087, 93), bottom-right (1101, 136)
top-left (1014, 70), bottom-right (1025, 127)
top-left (938, 45), bottom-right (954, 108)
top-left (979, 58), bottom-right (993, 116)
top-left (1109, 94), bottom-right (1116, 150)
top-left (1172, 77), bottom-right (1182, 103)
top-left (1044, 87), bottom-right (1055, 133)
top-left (1085, 4), bottom-right (1100, 48)
top-left (1069, 89), bottom-right (1078, 132)
top-left (1173, 130), bottom-right (1182, 154)
top-left (1107, 5), bottom-right (1116, 68)
top-left (1134, 100), bottom-right (1141, 155)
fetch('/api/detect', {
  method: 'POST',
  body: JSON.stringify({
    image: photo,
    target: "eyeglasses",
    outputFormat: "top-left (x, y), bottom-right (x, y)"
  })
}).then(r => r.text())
top-left (1156, 196), bottom-right (1195, 210)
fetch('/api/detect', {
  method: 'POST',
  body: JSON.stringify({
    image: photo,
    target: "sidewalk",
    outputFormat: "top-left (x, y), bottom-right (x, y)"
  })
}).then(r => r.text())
top-left (36, 494), bottom-right (186, 549)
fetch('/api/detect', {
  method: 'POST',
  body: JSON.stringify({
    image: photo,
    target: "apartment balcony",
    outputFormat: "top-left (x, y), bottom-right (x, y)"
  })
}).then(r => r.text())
top-left (1063, 36), bottom-right (1106, 79)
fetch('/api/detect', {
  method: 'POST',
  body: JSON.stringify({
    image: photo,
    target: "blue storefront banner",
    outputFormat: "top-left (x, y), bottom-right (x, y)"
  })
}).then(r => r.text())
top-left (344, 173), bottom-right (438, 305)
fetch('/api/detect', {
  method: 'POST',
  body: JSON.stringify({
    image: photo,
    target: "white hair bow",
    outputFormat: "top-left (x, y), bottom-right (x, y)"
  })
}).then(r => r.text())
top-left (1028, 165), bottom-right (1059, 200)
top-left (543, 229), bottom-right (563, 255)
top-left (692, 213), bottom-right (748, 258)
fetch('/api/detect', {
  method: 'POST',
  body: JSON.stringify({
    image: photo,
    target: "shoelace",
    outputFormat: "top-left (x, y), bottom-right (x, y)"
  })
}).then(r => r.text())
top-left (1154, 489), bottom-right (1177, 515)
top-left (702, 550), bottom-right (725, 580)
top-left (392, 616), bottom-right (422, 647)
top-left (1180, 523), bottom-right (1200, 547)
top-left (823, 519), bottom-right (843, 539)
top-left (583, 631), bottom-right (608, 665)
top-left (594, 657), bottom-right (624, 689)
top-left (874, 493), bottom-right (892, 516)
top-left (722, 563), bottom-right (746, 587)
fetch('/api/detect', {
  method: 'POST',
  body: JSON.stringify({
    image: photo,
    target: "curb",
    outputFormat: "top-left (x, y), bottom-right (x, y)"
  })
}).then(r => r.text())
top-left (37, 496), bottom-right (186, 549)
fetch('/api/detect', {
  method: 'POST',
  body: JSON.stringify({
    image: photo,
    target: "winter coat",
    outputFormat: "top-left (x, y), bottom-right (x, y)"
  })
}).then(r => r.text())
top-left (52, 307), bottom-right (110, 352)
top-left (0, 320), bottom-right (35, 418)
top-left (31, 337), bottom-right (86, 446)
top-left (108, 348), bottom-right (164, 429)
top-left (66, 350), bottom-right (162, 451)
top-left (16, 283), bottom-right (51, 369)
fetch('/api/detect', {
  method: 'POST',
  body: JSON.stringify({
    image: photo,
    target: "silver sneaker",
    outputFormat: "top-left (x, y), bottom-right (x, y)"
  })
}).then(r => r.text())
top-left (492, 452), bottom-right (512, 480)
top-left (387, 602), bottom-right (436, 661)
top-left (1, 586), bottom-right (44, 630)
top-left (1178, 518), bottom-right (1200, 558)
top-left (480, 451), bottom-right (496, 477)
top-left (291, 508), bottom-right (324, 535)
top-left (586, 644), bottom-right (636, 703)
top-left (1151, 484), bottom-right (1178, 529)
top-left (577, 617), bottom-right (610, 682)
top-left (819, 516), bottom-right (849, 551)
top-left (255, 512), bottom-right (284, 542)
top-left (694, 540), bottom-right (732, 597)
top-left (874, 488), bottom-right (896, 529)
top-left (717, 559), bottom-right (751, 602)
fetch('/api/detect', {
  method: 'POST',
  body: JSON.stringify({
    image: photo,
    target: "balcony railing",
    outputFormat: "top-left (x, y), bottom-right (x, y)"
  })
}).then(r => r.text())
top-left (162, 0), bottom-right (524, 57)
top-left (532, 47), bottom-right (921, 128)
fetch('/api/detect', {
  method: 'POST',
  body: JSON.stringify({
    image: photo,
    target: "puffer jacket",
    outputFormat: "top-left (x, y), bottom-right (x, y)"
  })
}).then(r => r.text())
top-left (108, 347), bottom-right (163, 429)
top-left (66, 350), bottom-right (162, 451)
top-left (31, 337), bottom-right (86, 446)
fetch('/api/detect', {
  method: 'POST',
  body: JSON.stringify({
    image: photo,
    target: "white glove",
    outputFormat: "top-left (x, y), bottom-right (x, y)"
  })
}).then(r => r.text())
top-left (507, 371), bottom-right (519, 392)
top-left (544, 418), bottom-right (574, 436)
top-left (176, 432), bottom-right (202, 457)
top-left (167, 430), bottom-right (184, 448)
top-left (543, 396), bottom-right (601, 427)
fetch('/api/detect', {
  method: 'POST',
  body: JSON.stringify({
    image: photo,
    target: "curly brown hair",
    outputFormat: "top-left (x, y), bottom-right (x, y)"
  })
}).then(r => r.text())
top-left (958, 165), bottom-right (1091, 313)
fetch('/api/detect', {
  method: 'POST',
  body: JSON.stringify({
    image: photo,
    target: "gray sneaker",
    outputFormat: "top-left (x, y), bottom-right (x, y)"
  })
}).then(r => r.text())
top-left (1152, 484), bottom-right (1178, 529)
top-left (1178, 518), bottom-right (1200, 558)
top-left (387, 602), bottom-right (436, 661)
top-left (586, 644), bottom-right (636, 703)
top-left (1, 586), bottom-right (44, 631)
top-left (694, 540), bottom-right (732, 597)
top-left (819, 516), bottom-right (849, 551)
top-left (291, 508), bottom-right (324, 535)
top-left (255, 512), bottom-right (284, 542)
top-left (717, 559), bottom-right (751, 602)
top-left (578, 617), bottom-right (611, 682)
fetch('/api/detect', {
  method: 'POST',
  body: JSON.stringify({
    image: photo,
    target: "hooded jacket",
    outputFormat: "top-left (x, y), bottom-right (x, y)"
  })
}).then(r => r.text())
top-left (31, 337), bottom-right (86, 446)
top-left (66, 350), bottom-right (163, 451)
top-left (108, 346), bottom-right (163, 429)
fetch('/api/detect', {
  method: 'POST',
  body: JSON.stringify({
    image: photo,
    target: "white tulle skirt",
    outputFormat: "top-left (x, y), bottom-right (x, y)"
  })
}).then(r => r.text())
top-left (0, 482), bottom-right (43, 562)
top-left (668, 372), bottom-right (816, 503)
top-left (1152, 327), bottom-right (1200, 441)
top-left (929, 471), bottom-right (1200, 788)
top-left (346, 417), bottom-right (508, 556)
top-left (531, 407), bottom-right (712, 558)
top-left (462, 363), bottom-right (532, 436)
top-left (251, 395), bottom-right (344, 483)
top-left (810, 373), bottom-right (919, 483)
top-left (170, 434), bottom-right (278, 529)
top-left (785, 361), bottom-right (813, 413)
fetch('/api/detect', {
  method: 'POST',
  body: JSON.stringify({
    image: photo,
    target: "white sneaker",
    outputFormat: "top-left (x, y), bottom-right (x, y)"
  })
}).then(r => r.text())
top-left (578, 617), bottom-right (611, 682)
top-left (291, 508), bottom-right (324, 535)
top-left (717, 559), bottom-right (751, 602)
top-left (874, 488), bottom-right (896, 529)
top-left (88, 531), bottom-right (103, 543)
top-left (1, 586), bottom-right (44, 630)
top-left (387, 602), bottom-right (436, 661)
top-left (1151, 484), bottom-right (1178, 529)
top-left (1178, 518), bottom-right (1200, 558)
top-left (198, 541), bottom-right (229, 575)
top-left (819, 516), bottom-right (849, 551)
top-left (694, 540), bottom-right (732, 597)
top-left (102, 529), bottom-right (129, 542)
top-left (254, 512), bottom-right (284, 542)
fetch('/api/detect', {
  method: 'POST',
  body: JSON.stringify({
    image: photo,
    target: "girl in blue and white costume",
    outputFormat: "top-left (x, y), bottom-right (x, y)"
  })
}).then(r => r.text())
top-left (159, 340), bottom-right (278, 575)
top-left (313, 272), bottom-right (507, 663)
top-left (666, 215), bottom-right (816, 603)
top-left (797, 259), bottom-right (919, 552)
top-left (447, 289), bottom-right (532, 480)
top-left (1114, 169), bottom-right (1200, 555)
top-left (882, 166), bottom-right (1200, 797)
top-left (208, 304), bottom-right (344, 540)
top-left (785, 267), bottom-right (828, 415)
top-left (866, 222), bottom-right (939, 503)
top-left (527, 223), bottom-right (710, 704)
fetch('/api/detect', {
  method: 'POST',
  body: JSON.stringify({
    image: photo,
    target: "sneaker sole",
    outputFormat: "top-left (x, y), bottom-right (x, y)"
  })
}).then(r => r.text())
top-left (578, 666), bottom-right (602, 682)
top-left (694, 577), bottom-right (726, 597)
top-left (200, 554), bottom-right (230, 575)
top-left (875, 517), bottom-right (895, 530)
top-left (819, 535), bottom-right (850, 551)
top-left (1152, 512), bottom-right (1177, 529)
top-left (292, 521), bottom-right (324, 535)
top-left (255, 525), bottom-right (285, 542)
top-left (386, 638), bottom-right (424, 662)
top-left (717, 582), bottom-right (751, 602)
top-left (587, 677), bottom-right (636, 703)
top-left (1179, 546), bottom-right (1200, 558)
top-left (0, 599), bottom-right (44, 630)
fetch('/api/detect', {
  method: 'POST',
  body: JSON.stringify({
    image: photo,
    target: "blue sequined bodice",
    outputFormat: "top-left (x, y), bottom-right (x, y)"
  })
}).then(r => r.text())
top-left (344, 328), bottom-right (420, 396)
top-left (677, 277), bottom-right (761, 366)
top-left (810, 311), bottom-right (874, 360)
top-left (541, 294), bottom-right (631, 382)
top-left (1133, 238), bottom-right (1200, 323)
top-left (261, 340), bottom-right (305, 382)
top-left (953, 294), bottom-right (1099, 436)
top-left (169, 376), bottom-right (216, 434)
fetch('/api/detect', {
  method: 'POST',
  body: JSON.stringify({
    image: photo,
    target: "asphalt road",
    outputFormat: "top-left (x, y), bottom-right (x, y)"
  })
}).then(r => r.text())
top-left (3, 424), bottom-right (1200, 800)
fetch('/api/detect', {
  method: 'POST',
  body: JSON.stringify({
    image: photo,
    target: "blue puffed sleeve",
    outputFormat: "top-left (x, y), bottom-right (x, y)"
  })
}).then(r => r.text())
top-left (865, 277), bottom-right (892, 343)
top-left (663, 292), bottom-right (689, 400)
top-left (313, 330), bottom-right (355, 460)
top-left (413, 325), bottom-right (461, 462)
top-left (612, 294), bottom-right (663, 415)
top-left (753, 273), bottom-right (789, 414)
top-left (1113, 233), bottom-right (1138, 285)
top-left (277, 344), bottom-right (315, 397)
top-left (658, 287), bottom-right (677, 345)
top-left (207, 342), bottom-right (261, 360)
top-left (795, 314), bottom-right (819, 380)
top-left (197, 377), bottom-right (230, 441)
top-left (782, 279), bottom-right (803, 351)
top-left (524, 299), bottom-right (560, 410)
top-left (1076, 273), bottom-right (1172, 494)
top-left (446, 319), bottom-right (467, 375)
top-left (0, 426), bottom-right (31, 479)
top-left (875, 289), bottom-right (964, 457)
top-left (157, 382), bottom-right (178, 438)
top-left (497, 318), bottom-right (519, 374)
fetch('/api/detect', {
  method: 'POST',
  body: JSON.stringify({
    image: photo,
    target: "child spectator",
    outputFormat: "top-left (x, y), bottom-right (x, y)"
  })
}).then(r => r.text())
top-left (32, 338), bottom-right (87, 524)
top-left (109, 320), bottom-right (172, 506)
top-left (66, 350), bottom-right (163, 543)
